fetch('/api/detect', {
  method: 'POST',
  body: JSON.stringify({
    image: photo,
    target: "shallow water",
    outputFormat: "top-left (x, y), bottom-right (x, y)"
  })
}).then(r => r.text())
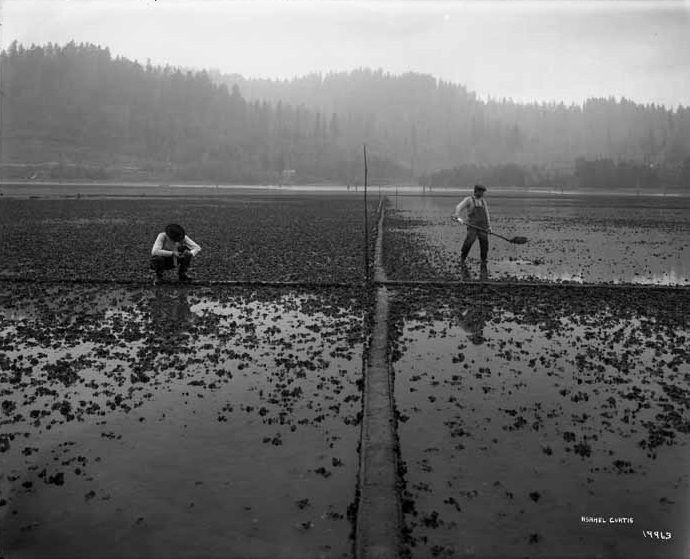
top-left (391, 289), bottom-right (690, 558)
top-left (0, 285), bottom-right (365, 558)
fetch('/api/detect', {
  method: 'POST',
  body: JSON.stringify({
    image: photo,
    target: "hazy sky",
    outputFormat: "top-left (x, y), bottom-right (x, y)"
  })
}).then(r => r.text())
top-left (2, 0), bottom-right (689, 107)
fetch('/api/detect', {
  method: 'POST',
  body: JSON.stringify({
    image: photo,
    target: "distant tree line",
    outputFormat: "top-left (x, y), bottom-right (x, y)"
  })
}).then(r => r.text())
top-left (573, 157), bottom-right (690, 191)
top-left (1, 42), bottom-right (395, 184)
top-left (425, 159), bottom-right (690, 192)
top-left (220, 71), bottom-right (690, 167)
top-left (1, 42), bottom-right (689, 190)
top-left (424, 164), bottom-right (533, 189)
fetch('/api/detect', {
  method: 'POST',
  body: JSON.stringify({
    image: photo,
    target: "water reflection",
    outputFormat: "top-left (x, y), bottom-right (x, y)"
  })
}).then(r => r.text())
top-left (453, 302), bottom-right (491, 345)
top-left (148, 287), bottom-right (193, 339)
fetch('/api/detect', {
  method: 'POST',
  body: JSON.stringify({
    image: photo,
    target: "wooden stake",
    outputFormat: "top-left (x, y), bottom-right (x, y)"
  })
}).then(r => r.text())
top-left (364, 144), bottom-right (369, 284)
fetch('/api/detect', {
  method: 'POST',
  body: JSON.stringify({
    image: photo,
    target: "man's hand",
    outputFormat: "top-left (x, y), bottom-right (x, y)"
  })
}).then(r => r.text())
top-left (455, 217), bottom-right (464, 224)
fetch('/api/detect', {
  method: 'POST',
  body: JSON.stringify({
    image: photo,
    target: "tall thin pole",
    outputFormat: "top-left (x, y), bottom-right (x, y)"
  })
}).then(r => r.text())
top-left (363, 144), bottom-right (369, 284)
top-left (0, 30), bottom-right (5, 184)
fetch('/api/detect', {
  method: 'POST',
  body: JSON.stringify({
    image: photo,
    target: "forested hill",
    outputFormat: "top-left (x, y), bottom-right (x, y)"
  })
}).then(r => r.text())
top-left (220, 70), bottom-right (690, 170)
top-left (2, 42), bottom-right (689, 188)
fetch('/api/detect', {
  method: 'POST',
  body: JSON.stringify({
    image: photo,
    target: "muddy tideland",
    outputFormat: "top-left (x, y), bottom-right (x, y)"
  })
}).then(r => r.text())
top-left (1, 188), bottom-right (688, 558)
top-left (0, 191), bottom-right (380, 283)
top-left (384, 192), bottom-right (689, 285)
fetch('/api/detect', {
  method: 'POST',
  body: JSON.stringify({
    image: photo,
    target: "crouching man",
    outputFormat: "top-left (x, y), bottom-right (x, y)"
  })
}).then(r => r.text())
top-left (151, 223), bottom-right (201, 284)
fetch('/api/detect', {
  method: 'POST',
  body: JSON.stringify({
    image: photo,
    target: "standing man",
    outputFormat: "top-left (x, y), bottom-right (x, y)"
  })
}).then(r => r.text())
top-left (454, 184), bottom-right (491, 267)
top-left (151, 223), bottom-right (201, 284)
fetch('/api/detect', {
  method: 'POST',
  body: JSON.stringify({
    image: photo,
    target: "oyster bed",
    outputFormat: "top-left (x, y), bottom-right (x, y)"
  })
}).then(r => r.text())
top-left (390, 285), bottom-right (689, 558)
top-left (384, 194), bottom-right (690, 285)
top-left (1, 189), bottom-right (688, 558)
top-left (0, 195), bottom-right (380, 283)
top-left (0, 284), bottom-right (368, 558)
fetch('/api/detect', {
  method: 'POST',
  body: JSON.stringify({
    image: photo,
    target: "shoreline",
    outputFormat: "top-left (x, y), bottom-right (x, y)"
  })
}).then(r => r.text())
top-left (0, 181), bottom-right (686, 198)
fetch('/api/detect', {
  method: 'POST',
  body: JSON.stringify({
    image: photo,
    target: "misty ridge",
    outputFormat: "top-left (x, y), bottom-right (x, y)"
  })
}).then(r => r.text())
top-left (1, 41), bottom-right (689, 190)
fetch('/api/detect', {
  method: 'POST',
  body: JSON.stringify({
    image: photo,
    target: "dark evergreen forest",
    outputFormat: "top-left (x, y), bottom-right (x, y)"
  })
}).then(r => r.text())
top-left (2, 42), bottom-right (689, 190)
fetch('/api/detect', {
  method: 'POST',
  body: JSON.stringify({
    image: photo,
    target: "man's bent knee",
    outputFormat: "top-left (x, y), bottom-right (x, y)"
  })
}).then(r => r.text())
top-left (178, 253), bottom-right (193, 269)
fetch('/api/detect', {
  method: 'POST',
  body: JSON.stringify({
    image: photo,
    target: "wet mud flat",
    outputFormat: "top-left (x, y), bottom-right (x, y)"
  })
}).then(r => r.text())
top-left (384, 193), bottom-right (690, 285)
top-left (0, 195), bottom-right (379, 283)
top-left (390, 284), bottom-right (689, 558)
top-left (0, 283), bottom-right (368, 558)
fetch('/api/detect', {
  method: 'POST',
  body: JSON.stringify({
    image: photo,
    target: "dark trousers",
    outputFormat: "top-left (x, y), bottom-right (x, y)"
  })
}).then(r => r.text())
top-left (461, 228), bottom-right (489, 262)
top-left (150, 253), bottom-right (192, 276)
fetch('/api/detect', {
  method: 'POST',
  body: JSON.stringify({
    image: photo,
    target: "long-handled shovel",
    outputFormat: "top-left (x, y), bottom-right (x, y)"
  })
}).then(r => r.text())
top-left (451, 217), bottom-right (528, 245)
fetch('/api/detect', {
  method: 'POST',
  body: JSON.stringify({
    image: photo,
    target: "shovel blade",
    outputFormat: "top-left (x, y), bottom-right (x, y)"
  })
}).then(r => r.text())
top-left (510, 237), bottom-right (528, 244)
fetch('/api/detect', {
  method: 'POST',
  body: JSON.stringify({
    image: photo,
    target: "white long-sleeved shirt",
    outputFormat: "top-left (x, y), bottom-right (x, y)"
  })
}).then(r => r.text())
top-left (454, 196), bottom-right (491, 227)
top-left (151, 233), bottom-right (201, 258)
